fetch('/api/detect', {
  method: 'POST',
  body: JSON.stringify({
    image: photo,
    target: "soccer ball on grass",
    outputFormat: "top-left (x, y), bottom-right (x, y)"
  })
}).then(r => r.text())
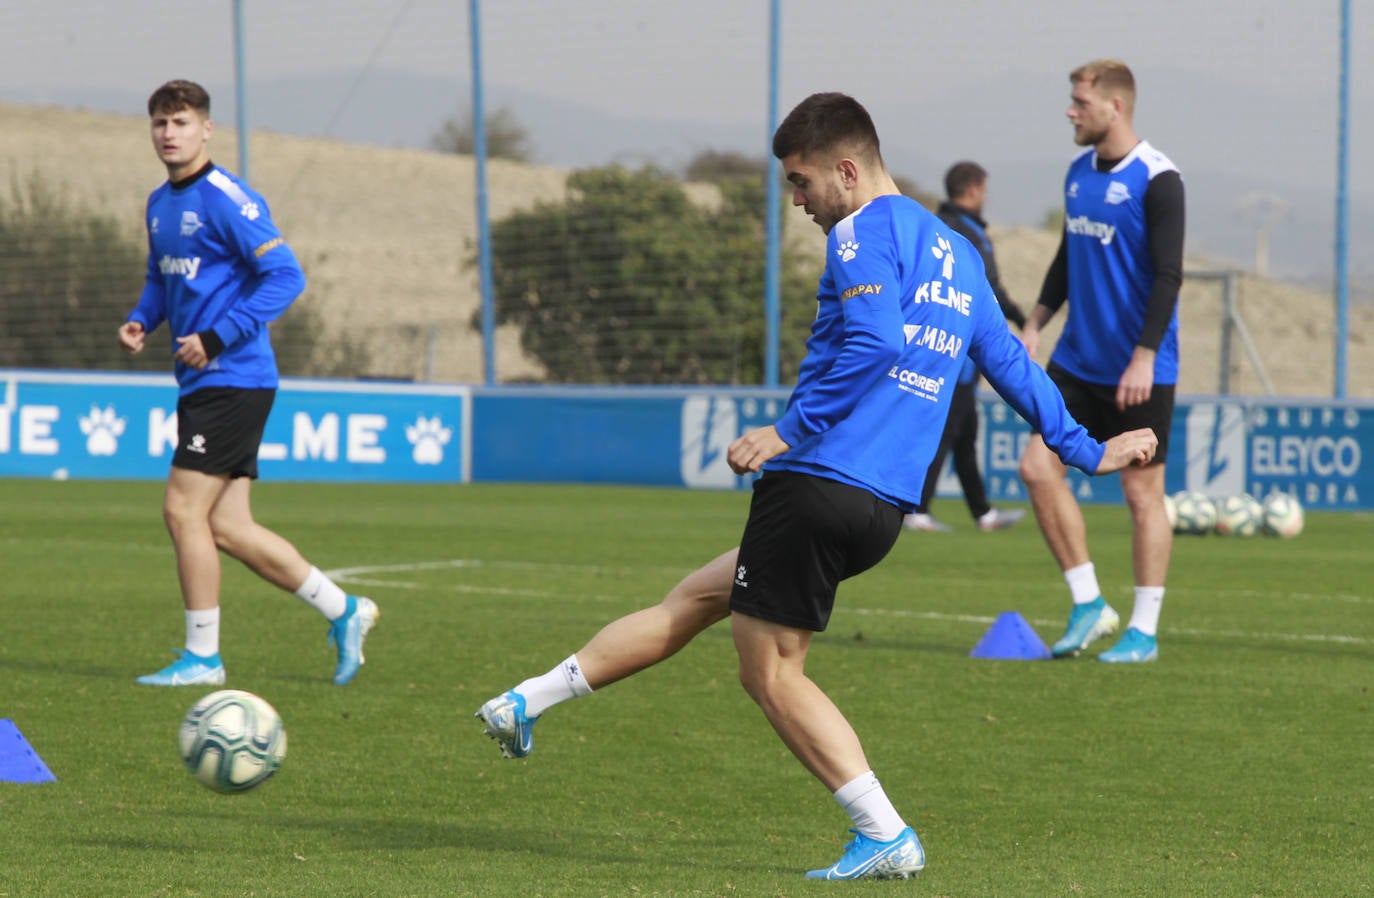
top-left (1214, 494), bottom-right (1264, 536)
top-left (179, 689), bottom-right (287, 793)
top-left (1171, 491), bottom-right (1216, 535)
top-left (1261, 492), bottom-right (1305, 538)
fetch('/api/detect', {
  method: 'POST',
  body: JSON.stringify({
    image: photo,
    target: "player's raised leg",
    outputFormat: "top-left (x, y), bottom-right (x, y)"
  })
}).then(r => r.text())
top-left (208, 477), bottom-right (378, 685)
top-left (476, 548), bottom-right (737, 758)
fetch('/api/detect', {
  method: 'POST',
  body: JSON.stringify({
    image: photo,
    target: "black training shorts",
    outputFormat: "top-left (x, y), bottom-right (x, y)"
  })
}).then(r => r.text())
top-left (1046, 363), bottom-right (1174, 464)
top-left (172, 387), bottom-right (275, 479)
top-left (729, 471), bottom-right (904, 632)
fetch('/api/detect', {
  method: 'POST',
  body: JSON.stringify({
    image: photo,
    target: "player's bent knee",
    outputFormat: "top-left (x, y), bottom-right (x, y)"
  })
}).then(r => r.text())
top-left (161, 499), bottom-right (202, 537)
top-left (1018, 452), bottom-right (1058, 487)
top-left (1121, 481), bottom-right (1166, 520)
top-left (207, 518), bottom-right (253, 556)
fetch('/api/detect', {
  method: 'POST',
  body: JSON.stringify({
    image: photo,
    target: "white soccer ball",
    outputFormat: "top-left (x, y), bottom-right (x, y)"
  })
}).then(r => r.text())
top-left (1162, 492), bottom-right (1177, 530)
top-left (179, 689), bottom-right (287, 793)
top-left (1214, 494), bottom-right (1264, 536)
top-left (1172, 491), bottom-right (1216, 535)
top-left (1262, 492), bottom-right (1305, 538)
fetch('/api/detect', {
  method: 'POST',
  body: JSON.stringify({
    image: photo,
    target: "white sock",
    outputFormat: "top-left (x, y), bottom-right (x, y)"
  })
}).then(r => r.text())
top-left (294, 566), bottom-right (348, 620)
top-left (1064, 562), bottom-right (1101, 605)
top-left (834, 770), bottom-right (907, 842)
top-left (186, 608), bottom-right (220, 658)
top-left (516, 654), bottom-right (593, 718)
top-left (1128, 586), bottom-right (1165, 636)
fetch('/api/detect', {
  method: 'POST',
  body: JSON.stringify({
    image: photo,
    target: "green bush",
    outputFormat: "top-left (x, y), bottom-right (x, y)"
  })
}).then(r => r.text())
top-left (481, 164), bottom-right (820, 385)
top-left (0, 174), bottom-right (157, 372)
top-left (0, 173), bottom-right (358, 378)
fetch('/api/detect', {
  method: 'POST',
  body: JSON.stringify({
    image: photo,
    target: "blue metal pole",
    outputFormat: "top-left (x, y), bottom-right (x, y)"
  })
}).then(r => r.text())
top-left (469, 0), bottom-right (496, 385)
top-left (763, 0), bottom-right (781, 387)
top-left (1334, 0), bottom-right (1350, 398)
top-left (233, 0), bottom-right (249, 181)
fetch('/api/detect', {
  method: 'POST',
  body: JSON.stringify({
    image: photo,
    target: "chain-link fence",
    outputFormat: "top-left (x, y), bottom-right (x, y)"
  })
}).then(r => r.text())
top-left (0, 1), bottom-right (1368, 395)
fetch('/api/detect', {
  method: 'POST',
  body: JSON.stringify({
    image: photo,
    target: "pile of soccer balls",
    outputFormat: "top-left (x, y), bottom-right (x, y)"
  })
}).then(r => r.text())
top-left (179, 689), bottom-right (287, 793)
top-left (1165, 490), bottom-right (1304, 538)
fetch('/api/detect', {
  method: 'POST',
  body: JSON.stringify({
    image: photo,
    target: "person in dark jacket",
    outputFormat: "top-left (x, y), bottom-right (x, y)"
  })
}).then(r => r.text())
top-left (904, 160), bottom-right (1029, 533)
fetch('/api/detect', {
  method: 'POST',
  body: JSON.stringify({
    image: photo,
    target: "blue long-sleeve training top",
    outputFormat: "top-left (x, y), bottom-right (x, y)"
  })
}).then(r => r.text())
top-left (128, 161), bottom-right (305, 395)
top-left (768, 194), bottom-right (1105, 510)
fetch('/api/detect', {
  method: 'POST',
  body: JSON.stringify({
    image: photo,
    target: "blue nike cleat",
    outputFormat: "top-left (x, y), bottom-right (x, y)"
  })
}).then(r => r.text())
top-left (1098, 627), bottom-right (1159, 663)
top-left (1051, 597), bottom-right (1120, 658)
top-left (328, 595), bottom-right (379, 686)
top-left (136, 649), bottom-right (226, 686)
top-left (805, 827), bottom-right (925, 880)
top-left (475, 690), bottom-right (538, 759)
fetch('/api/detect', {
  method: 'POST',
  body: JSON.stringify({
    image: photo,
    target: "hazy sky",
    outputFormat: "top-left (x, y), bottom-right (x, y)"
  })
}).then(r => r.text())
top-left (3, 0), bottom-right (1365, 185)
top-left (3, 1), bottom-right (1365, 119)
top-left (1, 0), bottom-right (1369, 280)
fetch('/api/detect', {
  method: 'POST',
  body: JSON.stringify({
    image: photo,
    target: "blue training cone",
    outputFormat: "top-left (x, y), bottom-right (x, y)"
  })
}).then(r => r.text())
top-left (969, 611), bottom-right (1053, 661)
top-left (0, 719), bottom-right (57, 783)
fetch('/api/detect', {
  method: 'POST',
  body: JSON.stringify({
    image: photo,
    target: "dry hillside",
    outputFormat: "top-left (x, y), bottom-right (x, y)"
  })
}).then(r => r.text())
top-left (2, 102), bottom-right (1368, 397)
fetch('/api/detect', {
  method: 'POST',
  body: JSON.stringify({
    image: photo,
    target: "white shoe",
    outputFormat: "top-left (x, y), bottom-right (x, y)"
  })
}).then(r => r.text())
top-left (903, 513), bottom-right (952, 533)
top-left (977, 508), bottom-right (1026, 531)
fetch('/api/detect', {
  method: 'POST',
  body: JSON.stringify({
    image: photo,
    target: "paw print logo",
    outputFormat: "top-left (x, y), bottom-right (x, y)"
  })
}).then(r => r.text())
top-left (405, 415), bottom-right (452, 465)
top-left (930, 236), bottom-right (955, 279)
top-left (836, 239), bottom-right (860, 263)
top-left (78, 405), bottom-right (126, 456)
top-left (240, 201), bottom-right (260, 221)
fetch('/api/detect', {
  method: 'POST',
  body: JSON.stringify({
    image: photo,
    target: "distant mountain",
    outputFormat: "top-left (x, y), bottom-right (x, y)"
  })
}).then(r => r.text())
top-left (3, 66), bottom-right (1368, 291)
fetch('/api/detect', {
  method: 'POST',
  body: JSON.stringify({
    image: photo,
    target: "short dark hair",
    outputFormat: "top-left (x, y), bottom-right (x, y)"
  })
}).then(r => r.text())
top-left (944, 161), bottom-right (987, 201)
top-left (772, 92), bottom-right (881, 165)
top-left (147, 80), bottom-right (211, 117)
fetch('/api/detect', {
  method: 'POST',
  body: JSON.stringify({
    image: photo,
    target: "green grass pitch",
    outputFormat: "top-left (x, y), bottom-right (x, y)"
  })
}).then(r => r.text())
top-left (1, 479), bottom-right (1370, 897)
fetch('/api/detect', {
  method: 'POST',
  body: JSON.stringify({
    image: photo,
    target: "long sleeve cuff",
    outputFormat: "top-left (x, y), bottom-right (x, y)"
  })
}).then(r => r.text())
top-left (197, 329), bottom-right (226, 359)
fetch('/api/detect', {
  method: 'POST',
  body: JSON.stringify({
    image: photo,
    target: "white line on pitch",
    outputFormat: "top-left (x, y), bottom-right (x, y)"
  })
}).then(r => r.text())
top-left (846, 606), bottom-right (1373, 646)
top-left (325, 559), bottom-right (1374, 647)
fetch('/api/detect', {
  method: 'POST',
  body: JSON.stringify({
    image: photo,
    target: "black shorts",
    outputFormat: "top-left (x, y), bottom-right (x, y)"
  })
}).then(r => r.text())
top-left (172, 387), bottom-right (275, 479)
top-left (729, 471), bottom-right (904, 632)
top-left (1046, 363), bottom-right (1173, 464)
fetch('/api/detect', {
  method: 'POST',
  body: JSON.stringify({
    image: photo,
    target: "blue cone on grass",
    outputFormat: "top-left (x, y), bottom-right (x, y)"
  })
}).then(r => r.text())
top-left (969, 611), bottom-right (1052, 661)
top-left (0, 719), bottom-right (56, 783)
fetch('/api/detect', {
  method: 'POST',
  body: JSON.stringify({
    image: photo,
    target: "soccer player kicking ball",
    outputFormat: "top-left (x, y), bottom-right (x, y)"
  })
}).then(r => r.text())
top-left (477, 92), bottom-right (1157, 880)
top-left (119, 80), bottom-right (377, 687)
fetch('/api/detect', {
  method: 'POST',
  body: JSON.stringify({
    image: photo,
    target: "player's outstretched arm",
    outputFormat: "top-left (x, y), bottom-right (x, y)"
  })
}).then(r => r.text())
top-left (1095, 427), bottom-right (1158, 474)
